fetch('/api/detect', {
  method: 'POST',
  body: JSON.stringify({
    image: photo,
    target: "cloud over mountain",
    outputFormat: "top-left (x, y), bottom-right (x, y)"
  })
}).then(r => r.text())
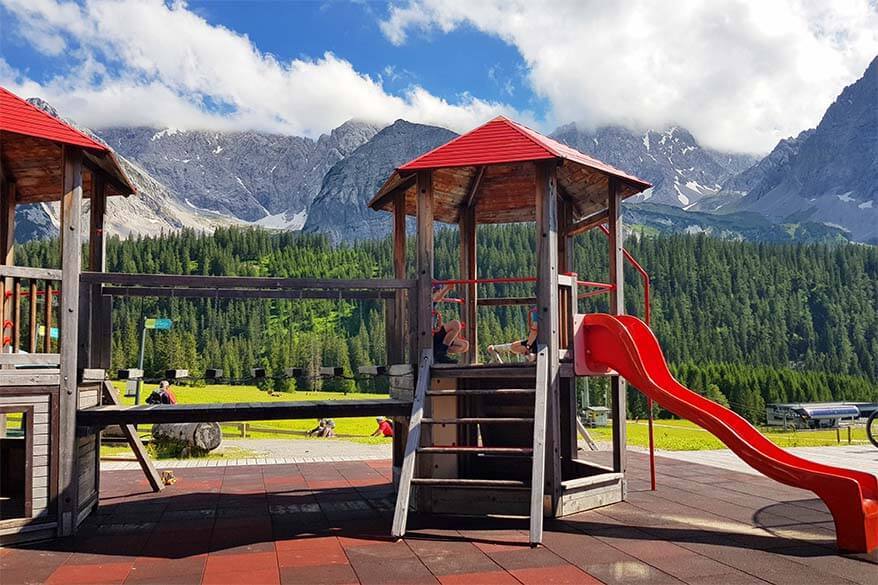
top-left (381, 0), bottom-right (878, 153)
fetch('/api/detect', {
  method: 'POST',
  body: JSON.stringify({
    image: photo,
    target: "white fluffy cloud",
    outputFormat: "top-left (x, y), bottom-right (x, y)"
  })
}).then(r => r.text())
top-left (381, 0), bottom-right (878, 153)
top-left (0, 0), bottom-right (521, 137)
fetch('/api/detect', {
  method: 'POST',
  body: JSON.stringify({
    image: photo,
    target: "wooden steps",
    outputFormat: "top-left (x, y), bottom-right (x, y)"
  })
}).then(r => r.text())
top-left (391, 346), bottom-right (549, 545)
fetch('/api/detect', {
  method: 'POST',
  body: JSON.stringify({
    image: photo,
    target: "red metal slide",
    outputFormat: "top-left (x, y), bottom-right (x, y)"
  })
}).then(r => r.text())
top-left (574, 312), bottom-right (878, 553)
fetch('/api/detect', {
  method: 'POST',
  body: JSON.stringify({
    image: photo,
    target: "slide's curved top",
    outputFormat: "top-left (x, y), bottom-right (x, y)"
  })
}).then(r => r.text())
top-left (575, 313), bottom-right (878, 553)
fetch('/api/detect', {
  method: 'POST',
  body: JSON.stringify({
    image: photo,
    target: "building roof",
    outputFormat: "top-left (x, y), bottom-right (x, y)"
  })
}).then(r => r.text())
top-left (0, 87), bottom-right (109, 151)
top-left (401, 116), bottom-right (650, 189)
top-left (370, 116), bottom-right (651, 225)
top-left (0, 86), bottom-right (135, 201)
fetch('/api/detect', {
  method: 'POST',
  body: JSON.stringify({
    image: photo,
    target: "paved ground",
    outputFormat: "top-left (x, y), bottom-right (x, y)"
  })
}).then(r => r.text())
top-left (4, 451), bottom-right (876, 585)
top-left (654, 444), bottom-right (878, 477)
top-left (102, 439), bottom-right (392, 471)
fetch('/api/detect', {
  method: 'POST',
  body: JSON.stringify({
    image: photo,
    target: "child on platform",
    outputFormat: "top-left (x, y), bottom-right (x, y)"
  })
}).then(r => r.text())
top-left (487, 306), bottom-right (539, 364)
top-left (432, 283), bottom-right (469, 363)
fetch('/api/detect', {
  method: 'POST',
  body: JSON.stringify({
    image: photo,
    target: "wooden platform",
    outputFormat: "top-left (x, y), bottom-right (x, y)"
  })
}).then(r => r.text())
top-left (77, 399), bottom-right (413, 426)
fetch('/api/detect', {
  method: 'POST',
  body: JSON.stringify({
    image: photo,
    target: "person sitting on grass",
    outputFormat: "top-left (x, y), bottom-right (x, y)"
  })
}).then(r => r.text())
top-left (146, 380), bottom-right (177, 405)
top-left (371, 417), bottom-right (394, 438)
top-left (487, 306), bottom-right (539, 364)
top-left (432, 283), bottom-right (469, 364)
top-left (307, 418), bottom-right (336, 438)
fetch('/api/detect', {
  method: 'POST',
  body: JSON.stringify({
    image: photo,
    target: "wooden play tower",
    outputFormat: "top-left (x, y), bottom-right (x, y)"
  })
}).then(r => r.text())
top-left (368, 117), bottom-right (652, 543)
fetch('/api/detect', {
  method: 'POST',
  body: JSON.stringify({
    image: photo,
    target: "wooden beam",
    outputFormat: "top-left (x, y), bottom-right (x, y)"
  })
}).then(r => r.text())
top-left (100, 382), bottom-right (163, 492)
top-left (416, 170), bottom-right (434, 355)
top-left (78, 397), bottom-right (414, 426)
top-left (0, 265), bottom-right (62, 280)
top-left (100, 286), bottom-right (396, 301)
top-left (87, 175), bottom-right (110, 370)
top-left (58, 145), bottom-right (84, 537)
top-left (607, 177), bottom-right (627, 479)
top-left (463, 166), bottom-right (485, 209)
top-left (1, 180), bottom-right (15, 362)
top-left (81, 272), bottom-right (415, 290)
top-left (371, 173), bottom-right (416, 212)
top-left (566, 209), bottom-right (609, 237)
top-left (459, 203), bottom-right (477, 364)
top-left (535, 160), bottom-right (562, 516)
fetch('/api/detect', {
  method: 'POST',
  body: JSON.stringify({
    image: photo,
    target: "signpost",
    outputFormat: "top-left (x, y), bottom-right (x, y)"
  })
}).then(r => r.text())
top-left (136, 317), bottom-right (173, 404)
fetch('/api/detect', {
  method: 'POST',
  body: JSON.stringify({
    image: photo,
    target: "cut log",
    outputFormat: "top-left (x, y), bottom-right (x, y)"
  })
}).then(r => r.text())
top-left (151, 422), bottom-right (222, 456)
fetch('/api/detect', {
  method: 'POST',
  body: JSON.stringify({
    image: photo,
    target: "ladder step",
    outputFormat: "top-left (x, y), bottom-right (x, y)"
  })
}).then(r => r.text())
top-left (426, 389), bottom-right (535, 396)
top-left (411, 478), bottom-right (530, 490)
top-left (418, 446), bottom-right (533, 455)
top-left (422, 418), bottom-right (534, 424)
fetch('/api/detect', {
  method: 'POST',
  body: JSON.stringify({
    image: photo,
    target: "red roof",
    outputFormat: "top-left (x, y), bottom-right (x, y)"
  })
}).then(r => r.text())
top-left (399, 116), bottom-right (651, 189)
top-left (0, 86), bottom-right (109, 151)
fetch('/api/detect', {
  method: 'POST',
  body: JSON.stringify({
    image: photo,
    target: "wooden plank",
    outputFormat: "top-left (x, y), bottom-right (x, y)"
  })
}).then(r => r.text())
top-left (0, 373), bottom-right (60, 386)
top-left (459, 203), bottom-right (477, 364)
top-left (28, 280), bottom-right (37, 352)
top-left (607, 177), bottom-right (627, 478)
top-left (58, 145), bottom-right (83, 536)
top-left (478, 297), bottom-right (535, 306)
top-left (13, 279), bottom-right (21, 353)
top-left (0, 266), bottom-right (62, 280)
top-left (388, 190), bottom-right (407, 365)
top-left (566, 209), bottom-right (609, 237)
top-left (100, 286), bottom-right (397, 301)
top-left (82, 272), bottom-right (415, 290)
top-left (391, 349), bottom-right (432, 538)
top-left (0, 353), bottom-right (60, 365)
top-left (530, 345), bottom-right (549, 545)
top-left (77, 398), bottom-right (414, 426)
top-left (576, 416), bottom-right (598, 451)
top-left (43, 282), bottom-right (52, 353)
top-left (101, 381), bottom-right (163, 492)
top-left (416, 170), bottom-right (434, 355)
top-left (535, 160), bottom-right (562, 518)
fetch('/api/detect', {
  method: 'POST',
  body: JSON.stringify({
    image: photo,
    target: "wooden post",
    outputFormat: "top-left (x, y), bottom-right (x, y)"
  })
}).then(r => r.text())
top-left (29, 280), bottom-right (37, 352)
top-left (607, 177), bottom-right (627, 479)
top-left (535, 160), bottom-right (562, 515)
top-left (1, 180), bottom-right (15, 360)
top-left (558, 199), bottom-right (578, 470)
top-left (389, 191), bottom-right (407, 489)
top-left (87, 175), bottom-right (111, 370)
top-left (416, 171), bottom-right (434, 356)
top-left (58, 146), bottom-right (84, 536)
top-left (388, 191), bottom-right (407, 365)
top-left (458, 204), bottom-right (477, 364)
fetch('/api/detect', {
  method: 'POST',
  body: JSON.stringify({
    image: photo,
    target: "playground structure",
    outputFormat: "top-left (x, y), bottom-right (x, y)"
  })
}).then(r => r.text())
top-left (0, 89), bottom-right (875, 553)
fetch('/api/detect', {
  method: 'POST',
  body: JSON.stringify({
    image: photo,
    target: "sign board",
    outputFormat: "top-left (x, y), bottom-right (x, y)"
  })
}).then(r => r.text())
top-left (38, 325), bottom-right (59, 340)
top-left (145, 318), bottom-right (173, 330)
top-left (124, 380), bottom-right (138, 398)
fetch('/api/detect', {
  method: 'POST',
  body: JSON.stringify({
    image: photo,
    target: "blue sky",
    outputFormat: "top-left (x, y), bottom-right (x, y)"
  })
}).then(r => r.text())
top-left (0, 1), bottom-right (876, 153)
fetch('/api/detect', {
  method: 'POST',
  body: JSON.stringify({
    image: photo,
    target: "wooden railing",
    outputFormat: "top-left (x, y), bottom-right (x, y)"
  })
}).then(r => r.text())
top-left (0, 266), bottom-right (62, 368)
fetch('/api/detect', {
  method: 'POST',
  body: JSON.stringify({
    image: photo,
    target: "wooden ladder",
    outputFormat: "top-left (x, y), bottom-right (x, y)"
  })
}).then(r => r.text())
top-left (392, 346), bottom-right (549, 545)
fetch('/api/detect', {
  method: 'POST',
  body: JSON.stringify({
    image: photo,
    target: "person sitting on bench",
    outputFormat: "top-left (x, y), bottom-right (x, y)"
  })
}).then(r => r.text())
top-left (432, 283), bottom-right (469, 364)
top-left (146, 380), bottom-right (178, 405)
top-left (487, 306), bottom-right (539, 364)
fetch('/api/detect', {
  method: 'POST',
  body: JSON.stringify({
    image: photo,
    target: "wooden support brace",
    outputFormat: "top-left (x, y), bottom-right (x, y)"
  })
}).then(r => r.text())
top-left (101, 382), bottom-right (164, 492)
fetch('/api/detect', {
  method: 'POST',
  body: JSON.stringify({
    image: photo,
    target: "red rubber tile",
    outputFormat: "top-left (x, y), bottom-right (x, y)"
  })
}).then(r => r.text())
top-left (276, 536), bottom-right (348, 567)
top-left (203, 567), bottom-right (280, 585)
top-left (279, 563), bottom-right (359, 585)
top-left (437, 570), bottom-right (521, 585)
top-left (509, 564), bottom-right (602, 584)
top-left (45, 562), bottom-right (133, 585)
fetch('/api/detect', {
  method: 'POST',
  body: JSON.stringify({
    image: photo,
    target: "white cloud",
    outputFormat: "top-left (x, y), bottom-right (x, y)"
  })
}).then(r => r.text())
top-left (381, 0), bottom-right (878, 153)
top-left (0, 0), bottom-right (522, 137)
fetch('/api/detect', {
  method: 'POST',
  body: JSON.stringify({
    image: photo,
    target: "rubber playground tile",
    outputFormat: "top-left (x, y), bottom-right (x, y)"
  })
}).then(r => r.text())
top-left (343, 542), bottom-right (438, 584)
top-left (278, 563), bottom-right (359, 585)
top-left (123, 555), bottom-right (207, 585)
top-left (275, 536), bottom-right (349, 567)
top-left (484, 546), bottom-right (570, 571)
top-left (405, 538), bottom-right (503, 576)
top-left (436, 570), bottom-right (521, 585)
top-left (508, 564), bottom-right (604, 585)
top-left (44, 561), bottom-right (134, 585)
top-left (582, 560), bottom-right (686, 585)
top-left (202, 566), bottom-right (280, 585)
